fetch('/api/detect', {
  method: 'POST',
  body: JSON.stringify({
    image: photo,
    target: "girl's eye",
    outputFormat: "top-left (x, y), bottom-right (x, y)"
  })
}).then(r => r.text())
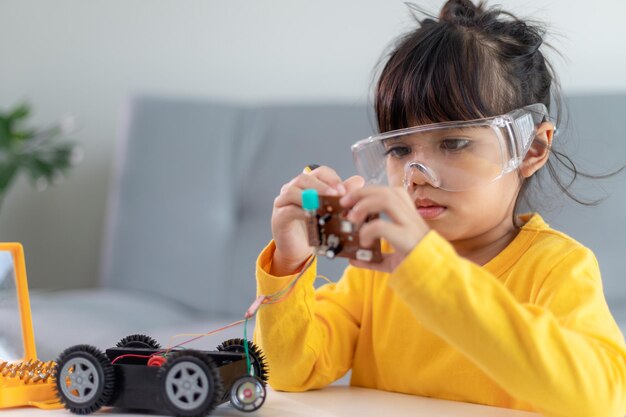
top-left (384, 145), bottom-right (411, 158)
top-left (440, 138), bottom-right (471, 151)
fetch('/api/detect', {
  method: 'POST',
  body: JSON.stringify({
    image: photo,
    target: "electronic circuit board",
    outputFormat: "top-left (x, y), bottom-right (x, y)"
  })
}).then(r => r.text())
top-left (305, 194), bottom-right (383, 263)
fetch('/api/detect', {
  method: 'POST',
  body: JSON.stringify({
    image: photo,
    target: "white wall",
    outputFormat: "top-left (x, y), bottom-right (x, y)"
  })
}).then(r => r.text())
top-left (0, 0), bottom-right (625, 289)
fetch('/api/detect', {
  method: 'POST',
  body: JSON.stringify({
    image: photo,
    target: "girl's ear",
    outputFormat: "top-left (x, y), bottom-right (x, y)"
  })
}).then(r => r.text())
top-left (520, 122), bottom-right (554, 178)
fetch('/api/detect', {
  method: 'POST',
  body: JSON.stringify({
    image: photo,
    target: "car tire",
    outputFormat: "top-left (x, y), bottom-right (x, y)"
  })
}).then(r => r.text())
top-left (55, 344), bottom-right (115, 414)
top-left (116, 334), bottom-right (162, 349)
top-left (230, 375), bottom-right (267, 412)
top-left (216, 338), bottom-right (268, 383)
top-left (158, 350), bottom-right (223, 417)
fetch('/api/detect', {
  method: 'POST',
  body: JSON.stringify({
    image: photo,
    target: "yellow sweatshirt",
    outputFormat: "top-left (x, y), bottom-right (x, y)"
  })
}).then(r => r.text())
top-left (254, 214), bottom-right (626, 417)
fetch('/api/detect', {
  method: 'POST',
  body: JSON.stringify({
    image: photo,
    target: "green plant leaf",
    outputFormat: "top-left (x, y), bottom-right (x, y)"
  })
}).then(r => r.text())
top-left (8, 103), bottom-right (31, 122)
top-left (0, 162), bottom-right (18, 193)
top-left (22, 155), bottom-right (54, 181)
top-left (0, 118), bottom-right (9, 147)
top-left (0, 102), bottom-right (79, 198)
top-left (12, 129), bottom-right (35, 141)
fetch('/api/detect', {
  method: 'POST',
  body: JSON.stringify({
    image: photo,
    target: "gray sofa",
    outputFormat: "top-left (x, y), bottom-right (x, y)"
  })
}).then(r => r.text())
top-left (18, 94), bottom-right (626, 360)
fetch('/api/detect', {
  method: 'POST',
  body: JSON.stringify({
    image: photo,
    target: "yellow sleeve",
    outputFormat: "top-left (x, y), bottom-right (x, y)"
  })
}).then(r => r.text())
top-left (253, 240), bottom-right (368, 391)
top-left (388, 231), bottom-right (626, 417)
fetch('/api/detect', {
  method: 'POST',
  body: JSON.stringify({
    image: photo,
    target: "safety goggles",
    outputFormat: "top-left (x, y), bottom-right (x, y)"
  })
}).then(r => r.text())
top-left (351, 104), bottom-right (550, 192)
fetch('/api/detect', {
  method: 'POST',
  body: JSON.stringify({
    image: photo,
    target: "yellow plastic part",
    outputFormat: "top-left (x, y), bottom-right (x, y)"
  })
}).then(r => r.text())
top-left (0, 243), bottom-right (62, 410)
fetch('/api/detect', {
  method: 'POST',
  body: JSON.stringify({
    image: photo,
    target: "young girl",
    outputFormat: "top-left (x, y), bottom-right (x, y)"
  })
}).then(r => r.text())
top-left (254, 1), bottom-right (626, 416)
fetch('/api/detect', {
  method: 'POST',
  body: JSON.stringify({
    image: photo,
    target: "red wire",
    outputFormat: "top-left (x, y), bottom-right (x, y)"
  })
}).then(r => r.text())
top-left (110, 353), bottom-right (154, 365)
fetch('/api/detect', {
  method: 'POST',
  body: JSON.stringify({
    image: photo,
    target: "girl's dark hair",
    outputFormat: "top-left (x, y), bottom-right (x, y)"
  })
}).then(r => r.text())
top-left (374, 0), bottom-right (612, 220)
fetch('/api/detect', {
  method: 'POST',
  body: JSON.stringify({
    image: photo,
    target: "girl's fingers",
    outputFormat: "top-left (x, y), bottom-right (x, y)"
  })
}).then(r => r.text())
top-left (274, 185), bottom-right (314, 208)
top-left (272, 204), bottom-right (308, 223)
top-left (305, 165), bottom-right (347, 195)
top-left (358, 218), bottom-right (408, 248)
top-left (275, 172), bottom-right (340, 208)
top-left (345, 187), bottom-right (414, 226)
top-left (343, 175), bottom-right (365, 193)
top-left (294, 171), bottom-right (341, 195)
top-left (357, 218), bottom-right (388, 247)
top-left (275, 166), bottom-right (353, 209)
top-left (339, 186), bottom-right (429, 256)
top-left (340, 185), bottom-right (385, 210)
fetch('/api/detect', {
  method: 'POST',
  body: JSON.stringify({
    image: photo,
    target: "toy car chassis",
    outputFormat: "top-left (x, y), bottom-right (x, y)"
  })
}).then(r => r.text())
top-left (54, 335), bottom-right (268, 416)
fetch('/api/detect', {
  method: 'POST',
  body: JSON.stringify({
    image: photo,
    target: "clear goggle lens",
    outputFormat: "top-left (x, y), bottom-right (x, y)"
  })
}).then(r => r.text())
top-left (351, 104), bottom-right (549, 192)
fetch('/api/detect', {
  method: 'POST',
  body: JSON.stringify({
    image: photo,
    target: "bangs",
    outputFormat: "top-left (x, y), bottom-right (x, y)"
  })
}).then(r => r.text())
top-left (375, 22), bottom-right (517, 133)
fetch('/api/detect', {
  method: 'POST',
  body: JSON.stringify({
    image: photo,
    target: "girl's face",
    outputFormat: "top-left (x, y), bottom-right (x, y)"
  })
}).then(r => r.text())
top-left (394, 163), bottom-right (521, 243)
top-left (384, 123), bottom-right (552, 245)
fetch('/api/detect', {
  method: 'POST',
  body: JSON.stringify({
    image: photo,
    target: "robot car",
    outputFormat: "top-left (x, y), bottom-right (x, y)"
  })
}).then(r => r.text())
top-left (54, 335), bottom-right (268, 416)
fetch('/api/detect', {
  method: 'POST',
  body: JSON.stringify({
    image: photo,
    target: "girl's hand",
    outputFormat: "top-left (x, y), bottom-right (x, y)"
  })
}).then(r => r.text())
top-left (340, 186), bottom-right (430, 273)
top-left (271, 166), bottom-right (365, 276)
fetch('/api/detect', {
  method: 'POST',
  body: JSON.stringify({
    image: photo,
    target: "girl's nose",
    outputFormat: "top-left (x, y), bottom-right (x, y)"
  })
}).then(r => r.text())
top-left (403, 162), bottom-right (442, 189)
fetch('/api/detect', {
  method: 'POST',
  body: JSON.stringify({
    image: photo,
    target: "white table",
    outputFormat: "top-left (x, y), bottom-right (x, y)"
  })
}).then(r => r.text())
top-left (6, 386), bottom-right (540, 417)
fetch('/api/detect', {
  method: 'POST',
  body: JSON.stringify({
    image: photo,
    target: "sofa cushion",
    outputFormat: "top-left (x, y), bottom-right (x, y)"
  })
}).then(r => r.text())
top-left (103, 98), bottom-right (240, 314)
top-left (102, 97), bottom-right (376, 316)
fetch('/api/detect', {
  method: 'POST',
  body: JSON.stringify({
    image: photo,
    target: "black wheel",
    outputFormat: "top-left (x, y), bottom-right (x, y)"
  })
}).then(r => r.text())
top-left (216, 339), bottom-right (268, 383)
top-left (230, 376), bottom-right (266, 412)
top-left (116, 334), bottom-right (161, 349)
top-left (54, 344), bottom-right (115, 414)
top-left (157, 350), bottom-right (223, 417)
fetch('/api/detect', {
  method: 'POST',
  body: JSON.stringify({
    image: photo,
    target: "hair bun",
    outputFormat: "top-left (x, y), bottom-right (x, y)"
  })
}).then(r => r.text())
top-left (506, 21), bottom-right (545, 55)
top-left (437, 1), bottom-right (544, 55)
top-left (439, 0), bottom-right (484, 24)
